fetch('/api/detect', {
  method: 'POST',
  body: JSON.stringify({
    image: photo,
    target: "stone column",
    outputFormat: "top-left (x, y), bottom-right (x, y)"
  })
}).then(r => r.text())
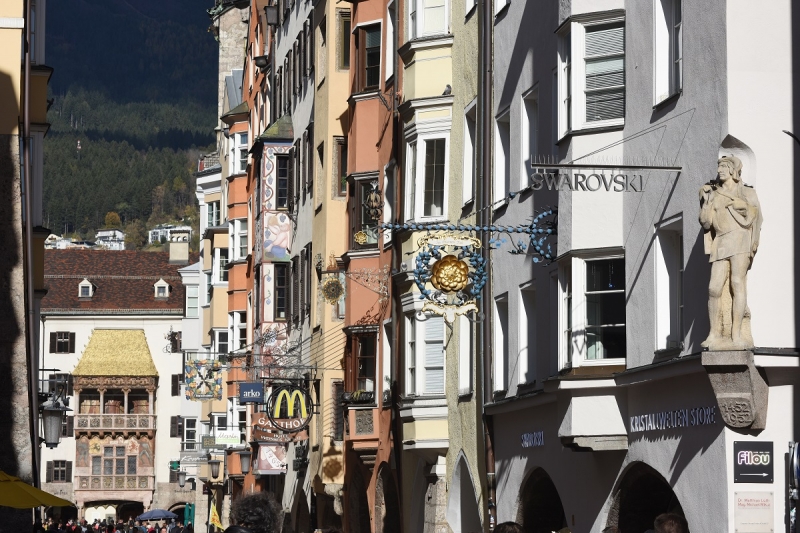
top-left (122, 388), bottom-right (130, 415)
top-left (148, 391), bottom-right (154, 415)
top-left (99, 389), bottom-right (106, 414)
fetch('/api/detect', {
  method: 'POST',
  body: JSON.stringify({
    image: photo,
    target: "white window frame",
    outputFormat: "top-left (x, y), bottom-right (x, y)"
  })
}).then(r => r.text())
top-left (457, 314), bottom-right (473, 395)
top-left (558, 13), bottom-right (626, 135)
top-left (207, 201), bottom-right (221, 228)
top-left (494, 110), bottom-right (510, 205)
top-left (404, 311), bottom-right (445, 396)
top-left (518, 283), bottom-right (536, 385)
top-left (653, 0), bottom-right (682, 105)
top-left (492, 293), bottom-right (509, 392)
top-left (654, 217), bottom-right (683, 351)
top-left (214, 329), bottom-right (229, 358)
top-left (186, 286), bottom-right (199, 318)
top-left (231, 219), bottom-right (249, 260)
top-left (404, 131), bottom-right (450, 222)
top-left (78, 279), bottom-right (93, 298)
top-left (214, 248), bottom-right (229, 284)
top-left (408, 0), bottom-right (449, 41)
top-left (204, 272), bottom-right (213, 306)
top-left (495, 0), bottom-right (509, 16)
top-left (561, 253), bottom-right (626, 369)
top-left (233, 310), bottom-right (247, 350)
top-left (520, 87), bottom-right (538, 191)
top-left (385, 1), bottom-right (396, 81)
top-left (183, 418), bottom-right (198, 451)
top-left (462, 99), bottom-right (477, 206)
top-left (237, 132), bottom-right (249, 173)
top-left (154, 279), bottom-right (170, 299)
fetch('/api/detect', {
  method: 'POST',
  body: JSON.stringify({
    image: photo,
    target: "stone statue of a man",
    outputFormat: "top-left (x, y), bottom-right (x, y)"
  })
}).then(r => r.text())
top-left (699, 155), bottom-right (762, 350)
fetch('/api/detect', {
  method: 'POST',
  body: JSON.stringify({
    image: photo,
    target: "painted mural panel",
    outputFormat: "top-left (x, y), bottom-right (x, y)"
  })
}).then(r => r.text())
top-left (262, 145), bottom-right (293, 262)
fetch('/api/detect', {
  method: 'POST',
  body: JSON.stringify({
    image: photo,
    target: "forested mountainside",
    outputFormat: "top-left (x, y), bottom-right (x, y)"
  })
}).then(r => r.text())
top-left (43, 0), bottom-right (220, 247)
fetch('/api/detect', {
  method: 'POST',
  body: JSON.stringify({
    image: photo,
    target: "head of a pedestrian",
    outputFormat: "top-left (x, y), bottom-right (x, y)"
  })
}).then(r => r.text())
top-left (225, 492), bottom-right (280, 533)
top-left (493, 522), bottom-right (524, 533)
top-left (654, 513), bottom-right (689, 533)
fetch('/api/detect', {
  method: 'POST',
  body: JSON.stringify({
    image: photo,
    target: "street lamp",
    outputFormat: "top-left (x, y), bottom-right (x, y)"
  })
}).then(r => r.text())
top-left (264, 5), bottom-right (279, 26)
top-left (40, 379), bottom-right (71, 449)
top-left (177, 470), bottom-right (187, 488)
top-left (238, 450), bottom-right (252, 475)
top-left (208, 458), bottom-right (221, 479)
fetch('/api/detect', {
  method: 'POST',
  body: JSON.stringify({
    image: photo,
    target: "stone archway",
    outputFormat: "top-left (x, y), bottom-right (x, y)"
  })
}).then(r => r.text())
top-left (445, 452), bottom-right (482, 533)
top-left (374, 464), bottom-right (401, 533)
top-left (515, 468), bottom-right (567, 533)
top-left (605, 462), bottom-right (686, 533)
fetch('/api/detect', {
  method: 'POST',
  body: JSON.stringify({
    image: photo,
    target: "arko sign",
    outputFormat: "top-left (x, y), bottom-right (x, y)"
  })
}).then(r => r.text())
top-left (239, 382), bottom-right (265, 404)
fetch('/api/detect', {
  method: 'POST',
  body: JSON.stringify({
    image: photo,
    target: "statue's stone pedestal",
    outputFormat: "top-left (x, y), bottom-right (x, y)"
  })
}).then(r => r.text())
top-left (701, 350), bottom-right (767, 431)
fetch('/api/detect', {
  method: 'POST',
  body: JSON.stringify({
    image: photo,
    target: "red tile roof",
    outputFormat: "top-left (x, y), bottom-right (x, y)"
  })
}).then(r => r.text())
top-left (42, 249), bottom-right (199, 315)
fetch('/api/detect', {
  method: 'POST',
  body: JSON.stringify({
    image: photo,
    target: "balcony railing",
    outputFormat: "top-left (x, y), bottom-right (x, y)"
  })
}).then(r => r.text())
top-left (75, 475), bottom-right (154, 491)
top-left (74, 414), bottom-right (156, 433)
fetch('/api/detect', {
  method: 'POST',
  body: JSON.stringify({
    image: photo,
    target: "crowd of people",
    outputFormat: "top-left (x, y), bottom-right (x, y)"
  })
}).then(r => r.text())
top-left (38, 518), bottom-right (194, 533)
top-left (36, 494), bottom-right (689, 533)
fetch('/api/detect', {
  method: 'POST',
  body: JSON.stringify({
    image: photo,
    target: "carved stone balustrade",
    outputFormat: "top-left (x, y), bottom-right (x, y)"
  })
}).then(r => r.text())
top-left (74, 414), bottom-right (157, 437)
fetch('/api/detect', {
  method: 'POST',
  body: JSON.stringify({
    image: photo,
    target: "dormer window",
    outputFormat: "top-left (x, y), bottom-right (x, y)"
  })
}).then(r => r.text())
top-left (78, 279), bottom-right (94, 298)
top-left (154, 279), bottom-right (171, 299)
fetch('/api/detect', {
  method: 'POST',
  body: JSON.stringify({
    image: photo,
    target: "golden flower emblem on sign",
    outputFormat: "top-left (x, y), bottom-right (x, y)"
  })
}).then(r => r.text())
top-left (354, 231), bottom-right (368, 245)
top-left (431, 255), bottom-right (470, 293)
top-left (321, 277), bottom-right (345, 304)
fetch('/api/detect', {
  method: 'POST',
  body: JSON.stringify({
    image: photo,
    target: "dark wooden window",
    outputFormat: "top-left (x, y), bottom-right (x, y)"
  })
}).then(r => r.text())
top-left (46, 460), bottom-right (71, 483)
top-left (359, 24), bottom-right (381, 90)
top-left (335, 138), bottom-right (348, 196)
top-left (356, 335), bottom-right (377, 392)
top-left (50, 332), bottom-right (75, 354)
top-left (274, 264), bottom-right (289, 320)
top-left (291, 256), bottom-right (300, 324)
top-left (171, 374), bottom-right (181, 397)
top-left (276, 154), bottom-right (290, 209)
top-left (339, 11), bottom-right (351, 69)
top-left (170, 416), bottom-right (183, 438)
top-left (331, 381), bottom-right (344, 441)
top-left (349, 178), bottom-right (381, 250)
top-left (61, 415), bottom-right (74, 438)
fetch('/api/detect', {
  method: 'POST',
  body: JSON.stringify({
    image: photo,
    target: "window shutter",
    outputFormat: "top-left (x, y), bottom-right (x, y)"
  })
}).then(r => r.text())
top-left (169, 469), bottom-right (178, 483)
top-left (67, 374), bottom-right (74, 396)
top-left (65, 461), bottom-right (72, 481)
top-left (172, 374), bottom-right (180, 397)
top-left (288, 147), bottom-right (295, 211)
top-left (332, 381), bottom-right (344, 440)
top-left (424, 316), bottom-right (444, 394)
top-left (178, 416), bottom-right (184, 436)
top-left (292, 256), bottom-right (300, 323)
top-left (308, 14), bottom-right (315, 72)
top-left (69, 332), bottom-right (76, 353)
top-left (46, 461), bottom-right (53, 483)
top-left (65, 416), bottom-right (74, 437)
top-left (584, 23), bottom-right (625, 122)
top-left (170, 416), bottom-right (179, 438)
top-left (49, 332), bottom-right (56, 353)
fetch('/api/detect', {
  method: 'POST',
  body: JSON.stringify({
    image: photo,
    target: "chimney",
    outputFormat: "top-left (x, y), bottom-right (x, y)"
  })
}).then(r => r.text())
top-left (168, 229), bottom-right (191, 265)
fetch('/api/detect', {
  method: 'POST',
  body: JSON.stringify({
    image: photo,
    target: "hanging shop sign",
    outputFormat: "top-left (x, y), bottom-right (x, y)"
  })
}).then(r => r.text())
top-left (215, 430), bottom-right (240, 446)
top-left (266, 385), bottom-right (314, 433)
top-left (185, 359), bottom-right (223, 401)
top-left (239, 382), bottom-right (265, 404)
top-left (254, 444), bottom-right (288, 475)
top-left (734, 441), bottom-right (773, 483)
top-left (521, 430), bottom-right (544, 449)
top-left (628, 405), bottom-right (717, 434)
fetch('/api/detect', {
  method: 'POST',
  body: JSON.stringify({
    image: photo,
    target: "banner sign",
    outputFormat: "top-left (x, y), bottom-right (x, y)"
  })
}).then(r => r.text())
top-left (266, 385), bottom-right (314, 433)
top-left (254, 444), bottom-right (287, 475)
top-left (239, 382), bottom-right (265, 404)
top-left (215, 430), bottom-right (240, 446)
top-left (201, 436), bottom-right (216, 449)
top-left (185, 359), bottom-right (223, 401)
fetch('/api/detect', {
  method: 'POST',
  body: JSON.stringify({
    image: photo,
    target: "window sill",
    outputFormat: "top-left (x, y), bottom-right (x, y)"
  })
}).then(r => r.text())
top-left (494, 1), bottom-right (510, 21)
top-left (556, 122), bottom-right (625, 144)
top-left (653, 90), bottom-right (681, 110)
top-left (398, 34), bottom-right (454, 61)
top-left (654, 343), bottom-right (683, 361)
top-left (348, 90), bottom-right (380, 105)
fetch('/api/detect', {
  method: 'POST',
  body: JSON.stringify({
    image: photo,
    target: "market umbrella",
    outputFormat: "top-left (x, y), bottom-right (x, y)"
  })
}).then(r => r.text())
top-left (0, 470), bottom-right (74, 509)
top-left (137, 509), bottom-right (178, 521)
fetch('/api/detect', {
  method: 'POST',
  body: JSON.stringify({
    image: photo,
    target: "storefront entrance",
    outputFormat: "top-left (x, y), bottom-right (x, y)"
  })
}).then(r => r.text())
top-left (516, 468), bottom-right (567, 533)
top-left (606, 462), bottom-right (686, 532)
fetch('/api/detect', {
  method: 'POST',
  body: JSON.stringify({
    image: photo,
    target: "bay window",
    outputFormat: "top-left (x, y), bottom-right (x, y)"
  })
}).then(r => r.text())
top-left (404, 313), bottom-right (444, 396)
top-left (232, 219), bottom-right (249, 260)
top-left (349, 175), bottom-right (381, 250)
top-left (358, 24), bottom-right (381, 90)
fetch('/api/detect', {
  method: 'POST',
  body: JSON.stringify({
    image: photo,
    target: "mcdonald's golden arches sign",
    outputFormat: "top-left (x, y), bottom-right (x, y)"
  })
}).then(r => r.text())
top-left (266, 384), bottom-right (313, 433)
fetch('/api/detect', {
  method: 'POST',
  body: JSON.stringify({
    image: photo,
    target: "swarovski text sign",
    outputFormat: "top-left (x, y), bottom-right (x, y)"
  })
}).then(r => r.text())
top-left (529, 170), bottom-right (645, 192)
top-left (266, 385), bottom-right (313, 433)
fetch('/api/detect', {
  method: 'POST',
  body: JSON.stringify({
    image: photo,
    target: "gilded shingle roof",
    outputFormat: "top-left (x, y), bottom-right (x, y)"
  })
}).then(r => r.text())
top-left (73, 329), bottom-right (158, 376)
